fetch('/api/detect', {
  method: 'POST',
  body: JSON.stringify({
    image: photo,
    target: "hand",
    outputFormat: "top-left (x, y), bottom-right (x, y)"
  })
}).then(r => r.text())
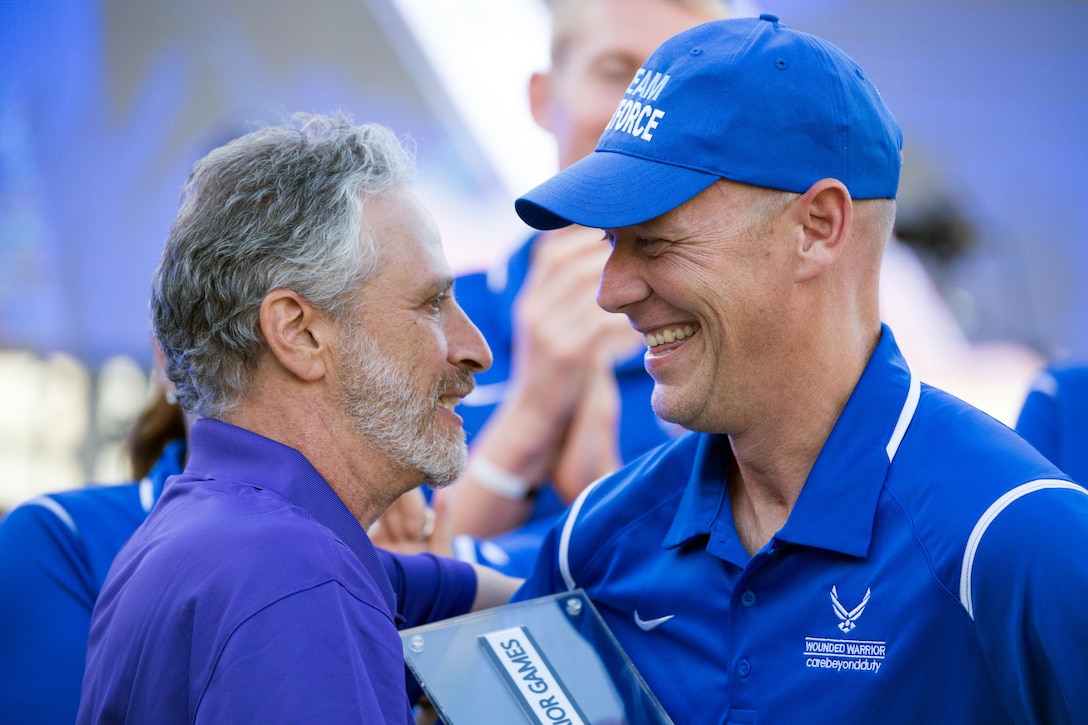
top-left (368, 487), bottom-right (452, 557)
top-left (552, 352), bottom-right (624, 504)
top-left (505, 226), bottom-right (641, 476)
top-left (445, 227), bottom-right (641, 539)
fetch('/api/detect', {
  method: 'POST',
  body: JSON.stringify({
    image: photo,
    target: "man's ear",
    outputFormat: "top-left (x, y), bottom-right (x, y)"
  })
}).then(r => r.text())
top-left (792, 178), bottom-right (853, 283)
top-left (528, 70), bottom-right (555, 133)
top-left (259, 289), bottom-right (330, 383)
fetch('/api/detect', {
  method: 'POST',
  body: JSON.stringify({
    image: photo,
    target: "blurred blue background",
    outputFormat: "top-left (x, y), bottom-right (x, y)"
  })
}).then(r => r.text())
top-left (772, 0), bottom-right (1088, 361)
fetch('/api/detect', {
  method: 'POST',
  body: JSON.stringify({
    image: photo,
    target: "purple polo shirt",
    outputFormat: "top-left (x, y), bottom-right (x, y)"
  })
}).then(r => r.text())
top-left (78, 418), bottom-right (475, 724)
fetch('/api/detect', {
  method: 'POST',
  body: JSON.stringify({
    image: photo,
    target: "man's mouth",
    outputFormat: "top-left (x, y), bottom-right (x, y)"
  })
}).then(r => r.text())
top-left (436, 371), bottom-right (475, 411)
top-left (437, 380), bottom-right (475, 410)
top-left (437, 395), bottom-right (463, 411)
top-left (644, 322), bottom-right (700, 349)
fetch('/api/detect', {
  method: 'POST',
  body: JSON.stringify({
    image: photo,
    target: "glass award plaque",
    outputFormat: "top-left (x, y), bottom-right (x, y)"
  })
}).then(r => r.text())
top-left (401, 589), bottom-right (673, 725)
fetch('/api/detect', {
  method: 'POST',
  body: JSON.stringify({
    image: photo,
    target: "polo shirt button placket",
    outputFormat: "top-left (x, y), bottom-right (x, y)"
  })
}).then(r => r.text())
top-left (732, 578), bottom-right (758, 695)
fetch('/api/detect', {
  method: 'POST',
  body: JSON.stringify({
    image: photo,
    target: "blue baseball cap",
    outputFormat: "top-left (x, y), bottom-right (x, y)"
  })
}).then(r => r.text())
top-left (515, 14), bottom-right (903, 230)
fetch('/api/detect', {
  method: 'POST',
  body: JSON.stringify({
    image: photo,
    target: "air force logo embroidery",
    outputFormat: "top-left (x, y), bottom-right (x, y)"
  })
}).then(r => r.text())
top-left (803, 586), bottom-right (886, 673)
top-left (830, 586), bottom-right (871, 633)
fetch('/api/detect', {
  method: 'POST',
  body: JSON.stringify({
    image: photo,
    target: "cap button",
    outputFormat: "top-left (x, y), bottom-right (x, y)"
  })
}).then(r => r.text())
top-left (759, 13), bottom-right (780, 23)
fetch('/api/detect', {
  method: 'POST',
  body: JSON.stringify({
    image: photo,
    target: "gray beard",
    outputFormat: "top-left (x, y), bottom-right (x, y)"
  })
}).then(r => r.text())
top-left (335, 332), bottom-right (469, 487)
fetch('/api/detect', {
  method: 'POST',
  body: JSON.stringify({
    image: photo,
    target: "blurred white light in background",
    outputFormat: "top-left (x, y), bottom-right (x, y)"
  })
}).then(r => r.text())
top-left (94, 355), bottom-right (153, 481)
top-left (391, 0), bottom-right (557, 197)
top-left (0, 351), bottom-right (89, 510)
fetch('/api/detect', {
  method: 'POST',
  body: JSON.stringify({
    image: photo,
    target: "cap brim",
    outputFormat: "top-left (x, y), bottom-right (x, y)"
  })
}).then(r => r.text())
top-left (515, 151), bottom-right (720, 230)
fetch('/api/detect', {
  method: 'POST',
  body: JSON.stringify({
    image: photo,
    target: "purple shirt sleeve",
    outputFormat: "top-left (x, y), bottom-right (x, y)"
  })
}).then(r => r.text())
top-left (379, 549), bottom-right (476, 627)
top-left (376, 550), bottom-right (476, 706)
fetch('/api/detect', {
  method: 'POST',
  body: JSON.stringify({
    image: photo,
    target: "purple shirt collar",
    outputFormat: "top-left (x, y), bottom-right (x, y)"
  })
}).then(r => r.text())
top-left (181, 418), bottom-right (397, 615)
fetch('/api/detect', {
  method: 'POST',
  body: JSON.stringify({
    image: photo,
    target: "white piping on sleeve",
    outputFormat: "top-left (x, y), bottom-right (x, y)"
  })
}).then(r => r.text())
top-left (451, 534), bottom-right (480, 565)
top-left (461, 382), bottom-right (507, 407)
top-left (485, 260), bottom-right (508, 294)
top-left (886, 367), bottom-right (920, 462)
top-left (959, 479), bottom-right (1087, 619)
top-left (138, 477), bottom-right (154, 513)
top-left (558, 477), bottom-right (606, 592)
top-left (25, 495), bottom-right (78, 536)
top-left (1027, 370), bottom-right (1058, 398)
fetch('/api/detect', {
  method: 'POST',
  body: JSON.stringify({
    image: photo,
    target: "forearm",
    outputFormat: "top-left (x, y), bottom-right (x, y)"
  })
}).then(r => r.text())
top-left (552, 359), bottom-right (624, 503)
top-left (469, 564), bottom-right (523, 611)
top-left (445, 471), bottom-right (536, 539)
top-left (466, 389), bottom-right (576, 492)
top-left (378, 550), bottom-right (476, 626)
top-left (446, 398), bottom-right (567, 538)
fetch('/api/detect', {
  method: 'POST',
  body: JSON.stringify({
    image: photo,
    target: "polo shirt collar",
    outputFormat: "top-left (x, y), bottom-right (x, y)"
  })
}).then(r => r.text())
top-left (183, 418), bottom-right (398, 616)
top-left (779, 325), bottom-right (915, 556)
top-left (664, 325), bottom-right (917, 561)
top-left (664, 432), bottom-right (730, 550)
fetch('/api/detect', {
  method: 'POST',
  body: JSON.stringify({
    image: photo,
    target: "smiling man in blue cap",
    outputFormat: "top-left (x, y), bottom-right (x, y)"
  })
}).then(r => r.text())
top-left (513, 15), bottom-right (1088, 724)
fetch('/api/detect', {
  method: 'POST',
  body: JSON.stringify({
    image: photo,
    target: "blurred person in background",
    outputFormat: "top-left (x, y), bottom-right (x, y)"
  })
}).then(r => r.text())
top-left (1016, 360), bottom-right (1088, 483)
top-left (877, 152), bottom-right (1044, 427)
top-left (0, 359), bottom-right (186, 724)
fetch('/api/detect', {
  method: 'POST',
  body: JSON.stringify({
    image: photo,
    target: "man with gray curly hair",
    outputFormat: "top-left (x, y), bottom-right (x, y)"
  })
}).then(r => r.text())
top-left (78, 113), bottom-right (516, 723)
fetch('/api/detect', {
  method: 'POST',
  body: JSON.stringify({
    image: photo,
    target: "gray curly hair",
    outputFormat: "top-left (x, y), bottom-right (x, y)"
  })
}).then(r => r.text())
top-left (150, 112), bottom-right (415, 419)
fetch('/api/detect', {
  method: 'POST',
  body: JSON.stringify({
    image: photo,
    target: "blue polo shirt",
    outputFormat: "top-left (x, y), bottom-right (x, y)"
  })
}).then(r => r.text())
top-left (516, 325), bottom-right (1088, 724)
top-left (77, 419), bottom-right (476, 724)
top-left (452, 234), bottom-right (675, 575)
top-left (1016, 360), bottom-right (1088, 484)
top-left (0, 441), bottom-right (185, 724)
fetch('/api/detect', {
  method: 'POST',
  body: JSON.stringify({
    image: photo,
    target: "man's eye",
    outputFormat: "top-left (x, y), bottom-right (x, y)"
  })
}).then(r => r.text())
top-left (595, 58), bottom-right (639, 88)
top-left (427, 293), bottom-right (448, 311)
top-left (639, 237), bottom-right (665, 256)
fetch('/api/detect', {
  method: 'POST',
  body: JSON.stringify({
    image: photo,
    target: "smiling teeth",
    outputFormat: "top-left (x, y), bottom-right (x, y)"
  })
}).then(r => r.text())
top-left (437, 396), bottom-right (460, 410)
top-left (644, 323), bottom-right (699, 348)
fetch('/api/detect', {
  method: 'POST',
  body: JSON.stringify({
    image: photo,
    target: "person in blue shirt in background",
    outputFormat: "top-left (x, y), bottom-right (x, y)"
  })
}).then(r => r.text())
top-left (1016, 360), bottom-right (1088, 484)
top-left (437, 0), bottom-right (734, 576)
top-left (0, 380), bottom-right (185, 724)
top-left (511, 16), bottom-right (1088, 724)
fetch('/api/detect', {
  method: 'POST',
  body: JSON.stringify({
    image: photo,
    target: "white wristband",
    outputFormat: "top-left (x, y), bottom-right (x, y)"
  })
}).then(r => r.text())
top-left (468, 456), bottom-right (534, 500)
